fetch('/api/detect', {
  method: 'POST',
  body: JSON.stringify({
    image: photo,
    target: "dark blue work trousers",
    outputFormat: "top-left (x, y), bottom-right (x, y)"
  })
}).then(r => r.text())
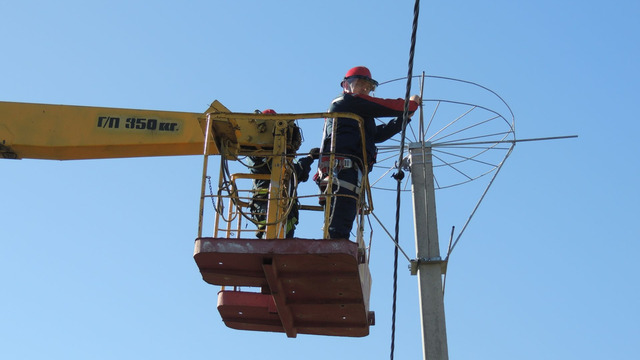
top-left (327, 167), bottom-right (359, 239)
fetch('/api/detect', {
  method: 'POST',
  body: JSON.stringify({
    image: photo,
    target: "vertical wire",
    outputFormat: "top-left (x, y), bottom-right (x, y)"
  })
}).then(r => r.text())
top-left (391, 1), bottom-right (420, 359)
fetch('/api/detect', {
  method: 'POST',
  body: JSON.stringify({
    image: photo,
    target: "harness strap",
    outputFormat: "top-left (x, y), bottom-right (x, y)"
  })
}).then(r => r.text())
top-left (320, 177), bottom-right (360, 194)
top-left (317, 165), bottom-right (363, 194)
top-left (318, 156), bottom-right (353, 174)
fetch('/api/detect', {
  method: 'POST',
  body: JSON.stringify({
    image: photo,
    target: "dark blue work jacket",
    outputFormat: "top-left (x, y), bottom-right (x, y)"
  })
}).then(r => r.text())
top-left (323, 93), bottom-right (418, 169)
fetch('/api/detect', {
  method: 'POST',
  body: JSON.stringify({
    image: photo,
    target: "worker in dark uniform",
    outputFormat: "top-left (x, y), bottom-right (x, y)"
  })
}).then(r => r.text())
top-left (248, 109), bottom-right (320, 238)
top-left (317, 66), bottom-right (421, 239)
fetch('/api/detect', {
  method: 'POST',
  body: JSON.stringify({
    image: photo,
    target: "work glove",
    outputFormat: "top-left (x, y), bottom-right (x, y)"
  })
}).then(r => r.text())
top-left (308, 147), bottom-right (320, 160)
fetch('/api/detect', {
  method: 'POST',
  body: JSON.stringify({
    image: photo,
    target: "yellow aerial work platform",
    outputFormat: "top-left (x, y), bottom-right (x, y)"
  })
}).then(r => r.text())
top-left (0, 100), bottom-right (374, 338)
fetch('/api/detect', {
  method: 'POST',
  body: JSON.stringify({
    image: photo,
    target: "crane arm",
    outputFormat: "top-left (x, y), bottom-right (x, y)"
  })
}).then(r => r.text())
top-left (0, 100), bottom-right (231, 160)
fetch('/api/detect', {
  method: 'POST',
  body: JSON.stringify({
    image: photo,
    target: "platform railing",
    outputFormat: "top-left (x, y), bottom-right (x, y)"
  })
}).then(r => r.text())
top-left (197, 111), bottom-right (372, 254)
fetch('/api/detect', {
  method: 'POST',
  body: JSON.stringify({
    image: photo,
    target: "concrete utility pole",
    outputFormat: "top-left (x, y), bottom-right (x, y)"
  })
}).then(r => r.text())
top-left (409, 142), bottom-right (449, 360)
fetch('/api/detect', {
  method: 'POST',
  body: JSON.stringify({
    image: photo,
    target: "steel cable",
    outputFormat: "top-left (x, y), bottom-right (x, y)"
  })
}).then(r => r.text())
top-left (391, 1), bottom-right (420, 359)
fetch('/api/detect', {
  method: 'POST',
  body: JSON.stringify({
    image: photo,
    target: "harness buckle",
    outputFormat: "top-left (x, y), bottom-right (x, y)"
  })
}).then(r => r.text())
top-left (318, 156), bottom-right (352, 174)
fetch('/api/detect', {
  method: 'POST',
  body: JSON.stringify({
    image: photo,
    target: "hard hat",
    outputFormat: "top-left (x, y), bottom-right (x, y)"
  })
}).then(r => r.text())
top-left (340, 66), bottom-right (379, 88)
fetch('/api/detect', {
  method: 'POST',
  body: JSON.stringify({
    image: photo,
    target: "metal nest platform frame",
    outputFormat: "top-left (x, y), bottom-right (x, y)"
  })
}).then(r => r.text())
top-left (194, 108), bottom-right (374, 337)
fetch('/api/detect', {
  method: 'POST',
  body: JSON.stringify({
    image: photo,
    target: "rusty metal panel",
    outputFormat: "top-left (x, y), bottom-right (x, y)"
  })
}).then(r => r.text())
top-left (195, 237), bottom-right (373, 337)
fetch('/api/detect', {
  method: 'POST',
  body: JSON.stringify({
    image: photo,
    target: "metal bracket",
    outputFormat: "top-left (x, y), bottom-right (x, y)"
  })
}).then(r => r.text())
top-left (250, 118), bottom-right (267, 133)
top-left (357, 248), bottom-right (367, 264)
top-left (0, 142), bottom-right (18, 159)
top-left (409, 257), bottom-right (447, 275)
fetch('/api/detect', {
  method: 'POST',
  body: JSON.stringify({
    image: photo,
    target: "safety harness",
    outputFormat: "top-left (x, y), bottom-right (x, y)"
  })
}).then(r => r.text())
top-left (314, 155), bottom-right (363, 203)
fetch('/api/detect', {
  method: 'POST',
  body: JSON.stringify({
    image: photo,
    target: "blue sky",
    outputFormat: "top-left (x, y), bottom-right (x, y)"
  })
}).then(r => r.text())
top-left (1, 1), bottom-right (638, 359)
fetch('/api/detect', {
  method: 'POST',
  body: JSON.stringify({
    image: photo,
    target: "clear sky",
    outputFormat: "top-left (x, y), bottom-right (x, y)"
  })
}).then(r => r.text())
top-left (1, 1), bottom-right (638, 359)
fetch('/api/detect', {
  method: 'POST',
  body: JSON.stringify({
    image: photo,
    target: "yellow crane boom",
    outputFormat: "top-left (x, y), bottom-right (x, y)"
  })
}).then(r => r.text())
top-left (0, 100), bottom-right (230, 160)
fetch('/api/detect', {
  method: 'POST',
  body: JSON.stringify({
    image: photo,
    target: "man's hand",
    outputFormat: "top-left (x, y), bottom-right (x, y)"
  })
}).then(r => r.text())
top-left (308, 147), bottom-right (320, 160)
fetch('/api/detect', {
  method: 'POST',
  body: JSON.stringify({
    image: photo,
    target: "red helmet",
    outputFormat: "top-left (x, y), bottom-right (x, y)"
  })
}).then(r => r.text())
top-left (340, 66), bottom-right (379, 88)
top-left (262, 109), bottom-right (277, 114)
